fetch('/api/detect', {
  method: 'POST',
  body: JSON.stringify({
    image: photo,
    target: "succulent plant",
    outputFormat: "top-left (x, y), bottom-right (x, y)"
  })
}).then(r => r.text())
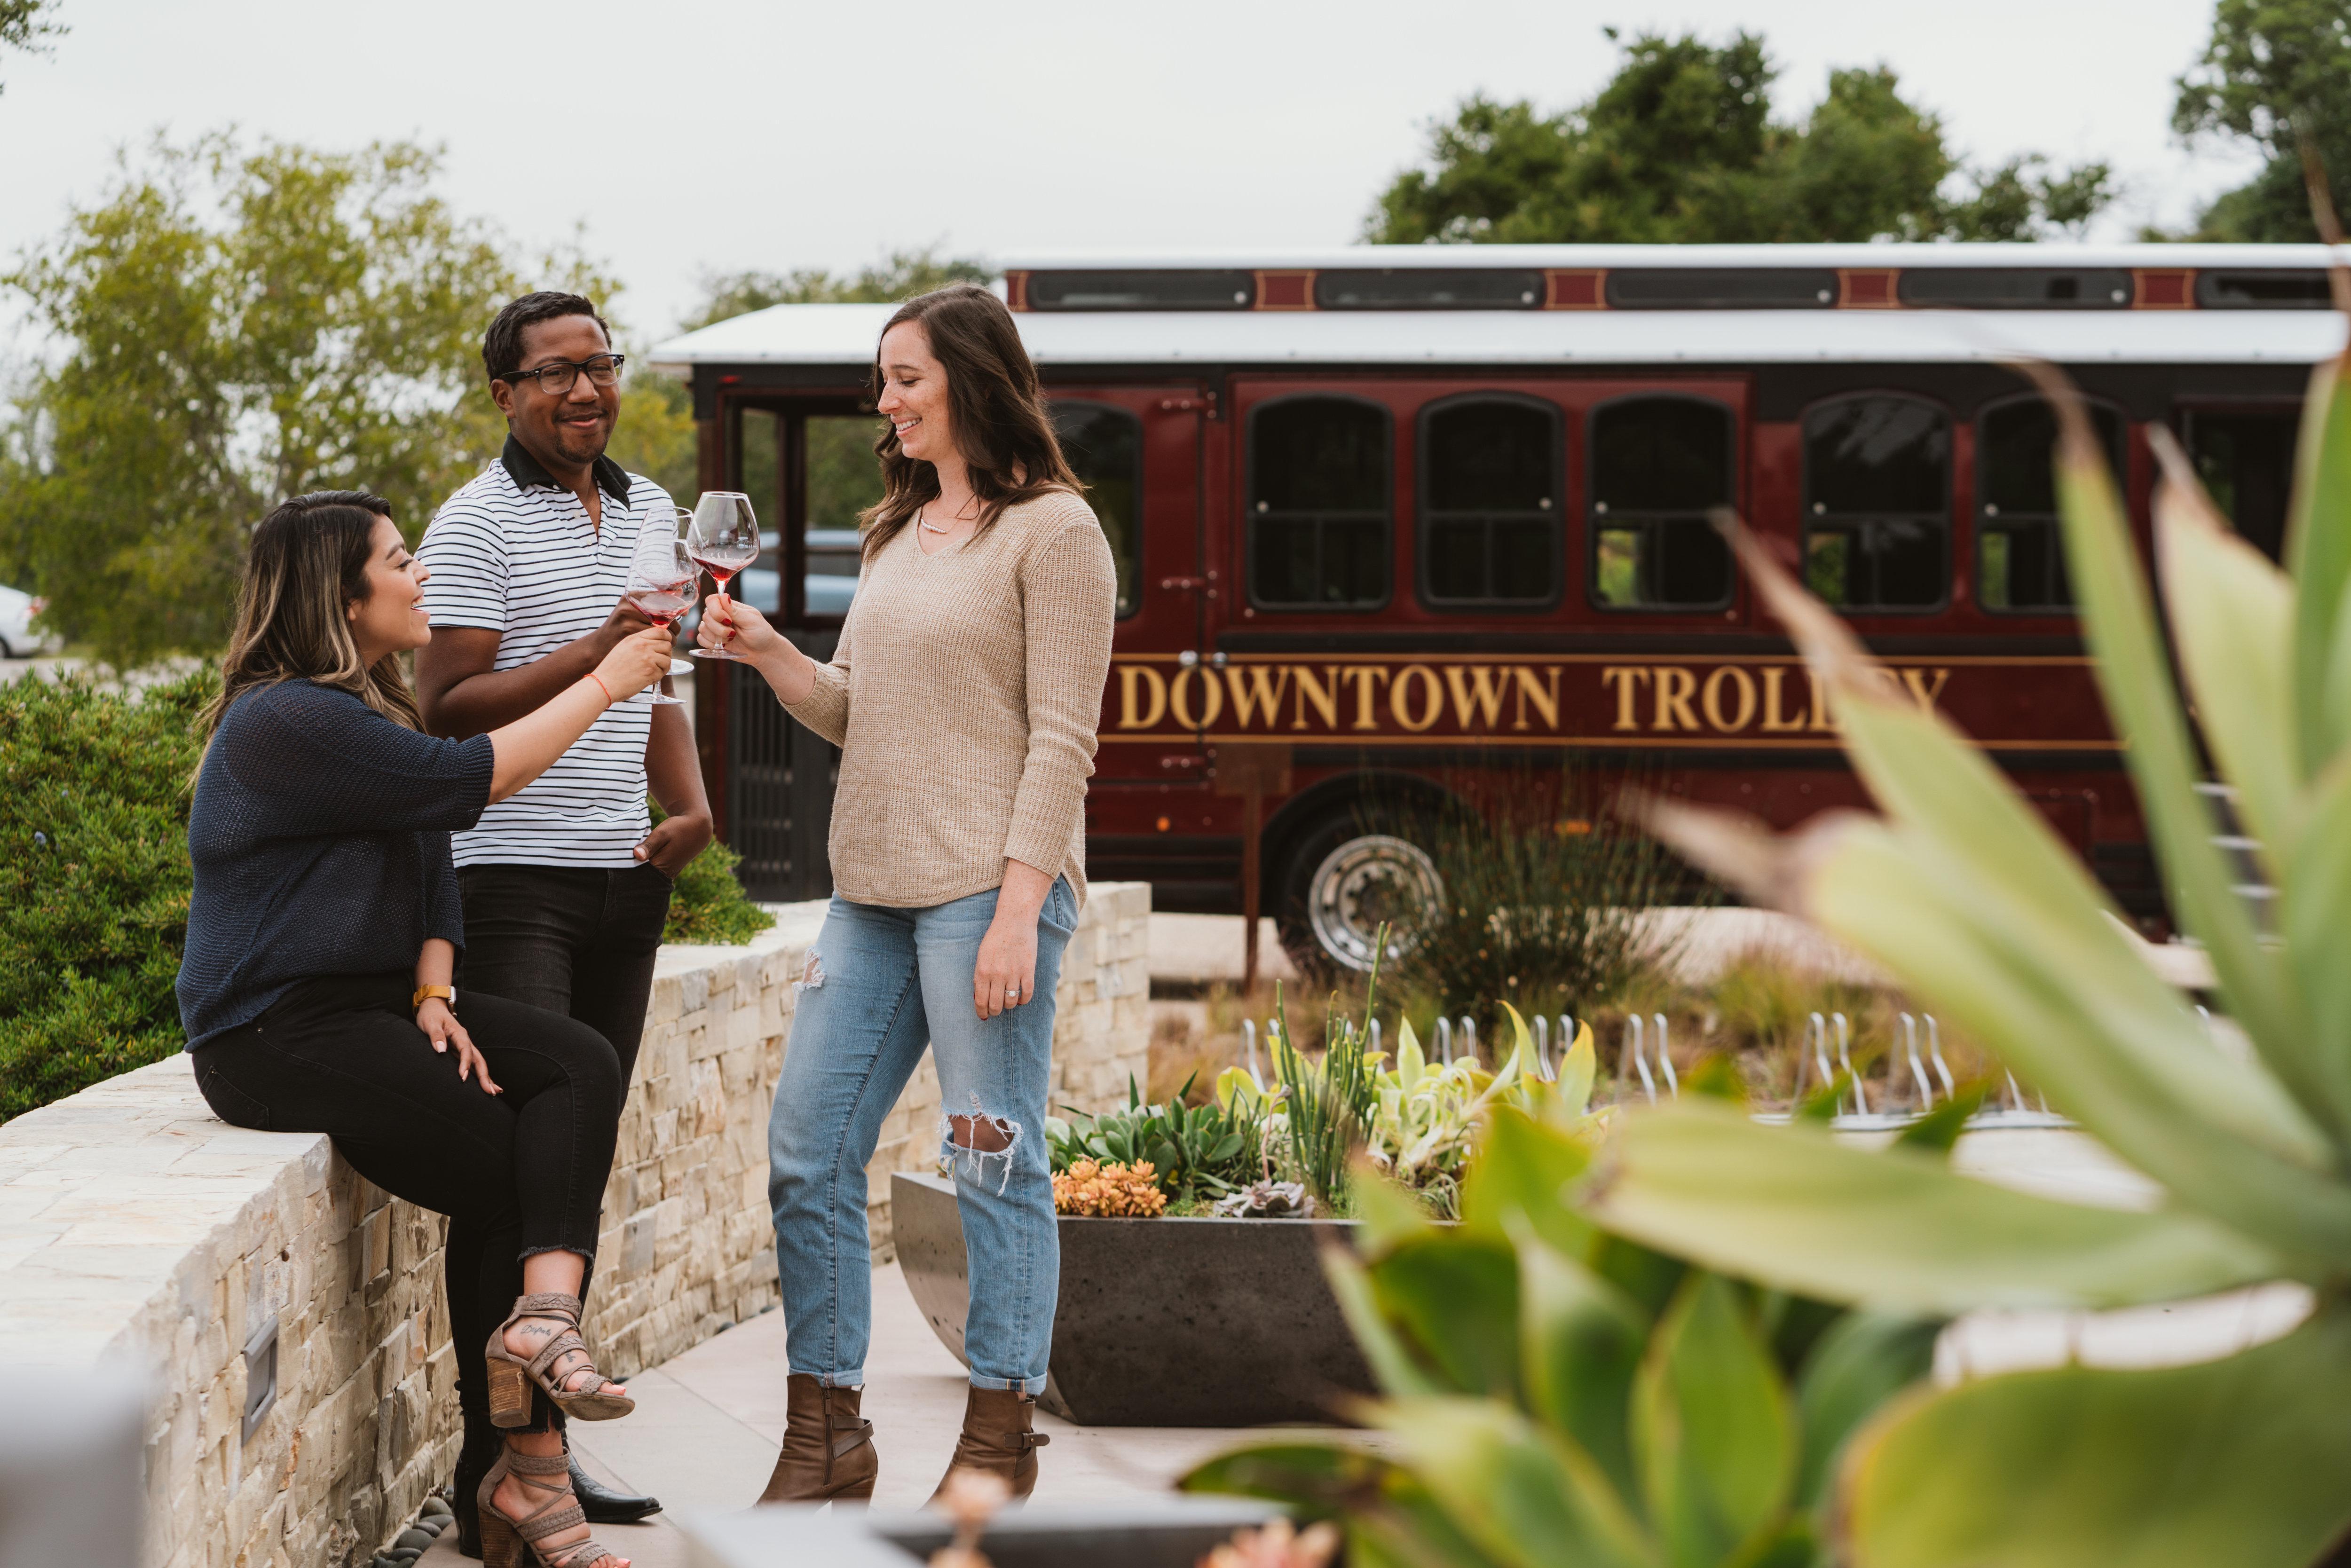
top-left (1592, 354), bottom-right (2351, 1564)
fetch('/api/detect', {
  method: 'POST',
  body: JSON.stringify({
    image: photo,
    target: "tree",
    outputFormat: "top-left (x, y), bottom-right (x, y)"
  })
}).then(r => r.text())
top-left (0, 135), bottom-right (623, 662)
top-left (681, 246), bottom-right (993, 331)
top-left (1367, 29), bottom-right (2113, 245)
top-left (2174, 0), bottom-right (2351, 239)
top-left (0, 0), bottom-right (62, 87)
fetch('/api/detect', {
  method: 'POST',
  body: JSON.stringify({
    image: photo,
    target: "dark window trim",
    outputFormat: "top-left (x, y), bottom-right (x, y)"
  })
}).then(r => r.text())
top-left (1047, 397), bottom-right (1145, 622)
top-left (1972, 391), bottom-right (2125, 617)
top-left (1800, 390), bottom-right (1954, 615)
top-left (1244, 391), bottom-right (1396, 613)
top-left (1414, 390), bottom-right (1564, 614)
top-left (1584, 391), bottom-right (1740, 615)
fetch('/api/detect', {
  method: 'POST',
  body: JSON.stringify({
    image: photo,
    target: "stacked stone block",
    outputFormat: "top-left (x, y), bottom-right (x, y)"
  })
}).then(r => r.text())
top-left (0, 884), bottom-right (1149, 1568)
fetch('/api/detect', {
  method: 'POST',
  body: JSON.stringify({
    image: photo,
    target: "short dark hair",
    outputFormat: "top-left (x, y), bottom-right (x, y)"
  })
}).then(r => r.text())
top-left (481, 292), bottom-right (611, 383)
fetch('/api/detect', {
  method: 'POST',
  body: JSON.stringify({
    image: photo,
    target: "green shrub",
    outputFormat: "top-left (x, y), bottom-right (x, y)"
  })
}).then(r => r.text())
top-left (1390, 773), bottom-right (1694, 1024)
top-left (0, 670), bottom-right (209, 1124)
top-left (0, 671), bottom-right (773, 1123)
top-left (653, 807), bottom-right (775, 946)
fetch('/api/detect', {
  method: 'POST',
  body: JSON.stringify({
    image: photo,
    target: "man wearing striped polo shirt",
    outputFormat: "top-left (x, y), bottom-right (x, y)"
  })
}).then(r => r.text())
top-left (415, 290), bottom-right (708, 1532)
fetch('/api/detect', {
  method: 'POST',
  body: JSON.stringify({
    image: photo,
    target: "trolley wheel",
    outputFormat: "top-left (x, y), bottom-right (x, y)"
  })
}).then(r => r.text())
top-left (1273, 806), bottom-right (1444, 980)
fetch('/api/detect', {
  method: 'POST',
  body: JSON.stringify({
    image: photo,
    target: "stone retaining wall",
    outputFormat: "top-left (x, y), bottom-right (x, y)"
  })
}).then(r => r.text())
top-left (0, 884), bottom-right (1149, 1568)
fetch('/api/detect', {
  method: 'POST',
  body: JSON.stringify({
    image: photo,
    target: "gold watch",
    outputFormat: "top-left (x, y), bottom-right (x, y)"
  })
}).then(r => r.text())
top-left (412, 984), bottom-right (456, 1012)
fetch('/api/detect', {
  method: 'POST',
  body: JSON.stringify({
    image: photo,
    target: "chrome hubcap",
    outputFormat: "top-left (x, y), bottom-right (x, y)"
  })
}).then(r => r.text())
top-left (1306, 834), bottom-right (1442, 972)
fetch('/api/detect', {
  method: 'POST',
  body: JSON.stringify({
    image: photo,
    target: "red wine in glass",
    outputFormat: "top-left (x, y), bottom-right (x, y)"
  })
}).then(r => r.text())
top-left (689, 491), bottom-right (761, 661)
top-left (623, 538), bottom-right (696, 706)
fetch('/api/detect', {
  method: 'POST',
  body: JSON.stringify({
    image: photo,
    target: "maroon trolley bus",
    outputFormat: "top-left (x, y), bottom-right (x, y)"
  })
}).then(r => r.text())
top-left (651, 243), bottom-right (2345, 972)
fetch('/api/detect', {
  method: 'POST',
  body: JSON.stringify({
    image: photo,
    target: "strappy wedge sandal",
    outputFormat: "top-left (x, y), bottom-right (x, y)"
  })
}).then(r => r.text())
top-left (477, 1445), bottom-right (625, 1568)
top-left (485, 1292), bottom-right (635, 1427)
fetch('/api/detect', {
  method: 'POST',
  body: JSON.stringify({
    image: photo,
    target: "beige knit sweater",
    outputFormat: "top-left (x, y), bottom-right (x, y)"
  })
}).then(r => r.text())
top-left (781, 489), bottom-right (1117, 909)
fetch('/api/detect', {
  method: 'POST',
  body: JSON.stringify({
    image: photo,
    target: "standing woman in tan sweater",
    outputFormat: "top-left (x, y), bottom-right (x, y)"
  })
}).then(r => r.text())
top-left (699, 285), bottom-right (1115, 1505)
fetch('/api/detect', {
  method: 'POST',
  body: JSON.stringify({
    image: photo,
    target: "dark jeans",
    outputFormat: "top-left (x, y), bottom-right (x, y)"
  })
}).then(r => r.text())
top-left (457, 861), bottom-right (672, 1087)
top-left (192, 971), bottom-right (624, 1435)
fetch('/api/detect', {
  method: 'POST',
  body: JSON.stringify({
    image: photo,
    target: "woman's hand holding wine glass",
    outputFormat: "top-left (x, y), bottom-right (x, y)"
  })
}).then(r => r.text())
top-left (687, 492), bottom-right (761, 662)
top-left (696, 592), bottom-right (783, 661)
top-left (594, 625), bottom-right (679, 704)
top-left (623, 534), bottom-right (698, 707)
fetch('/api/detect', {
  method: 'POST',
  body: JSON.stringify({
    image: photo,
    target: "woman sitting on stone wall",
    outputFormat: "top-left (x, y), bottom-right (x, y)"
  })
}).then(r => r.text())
top-left (177, 491), bottom-right (674, 1568)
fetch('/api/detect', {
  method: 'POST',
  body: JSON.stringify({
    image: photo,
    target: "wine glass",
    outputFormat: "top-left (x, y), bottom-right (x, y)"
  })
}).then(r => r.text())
top-left (623, 537), bottom-right (697, 706)
top-left (687, 491), bottom-right (761, 661)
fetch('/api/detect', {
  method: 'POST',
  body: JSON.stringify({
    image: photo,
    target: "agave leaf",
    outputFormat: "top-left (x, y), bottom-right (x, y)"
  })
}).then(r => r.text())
top-left (1839, 1306), bottom-right (2351, 1568)
top-left (1559, 1021), bottom-right (1598, 1114)
top-left (1806, 820), bottom-right (2351, 1262)
top-left (1214, 1064), bottom-right (1262, 1112)
top-left (1396, 1018), bottom-right (1427, 1093)
top-left (2150, 436), bottom-right (2302, 859)
top-left (1582, 1100), bottom-right (2285, 1313)
top-left (1371, 1395), bottom-right (1661, 1568)
top-left (1630, 1273), bottom-right (1796, 1568)
top-left (1889, 1083), bottom-right (1985, 1157)
top-left (1368, 1232), bottom-right (1524, 1398)
top-left (2028, 376), bottom-right (2328, 1142)
top-left (1791, 1312), bottom-right (1938, 1508)
top-left (1353, 1166), bottom-right (1437, 1253)
top-left (2289, 356), bottom-right (2351, 773)
top-left (1461, 1105), bottom-right (1597, 1258)
top-left (1515, 1223), bottom-right (1650, 1505)
top-left (1649, 796), bottom-right (2351, 1262)
top-left (1325, 1245), bottom-right (1450, 1400)
top-left (1715, 515), bottom-right (2335, 1173)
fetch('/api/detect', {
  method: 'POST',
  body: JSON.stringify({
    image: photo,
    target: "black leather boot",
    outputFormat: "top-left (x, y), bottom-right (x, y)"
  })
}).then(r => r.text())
top-left (571, 1451), bottom-right (663, 1524)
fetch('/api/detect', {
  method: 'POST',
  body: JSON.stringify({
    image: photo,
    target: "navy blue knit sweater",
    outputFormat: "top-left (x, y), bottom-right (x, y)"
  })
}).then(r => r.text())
top-left (177, 680), bottom-right (496, 1050)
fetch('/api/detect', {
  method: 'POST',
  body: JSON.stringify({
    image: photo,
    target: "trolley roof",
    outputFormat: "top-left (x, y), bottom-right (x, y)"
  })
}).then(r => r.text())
top-left (649, 244), bottom-right (2351, 372)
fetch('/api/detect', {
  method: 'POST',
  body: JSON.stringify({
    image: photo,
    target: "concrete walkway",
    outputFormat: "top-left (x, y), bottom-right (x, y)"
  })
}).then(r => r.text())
top-left (418, 1262), bottom-right (1261, 1568)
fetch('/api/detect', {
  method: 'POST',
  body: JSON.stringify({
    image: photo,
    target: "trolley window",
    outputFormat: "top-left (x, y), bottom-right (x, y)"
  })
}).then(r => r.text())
top-left (1420, 396), bottom-right (1559, 607)
top-left (2187, 409), bottom-right (2299, 562)
top-left (1803, 395), bottom-right (1950, 610)
top-left (1248, 396), bottom-right (1391, 609)
top-left (1050, 401), bottom-right (1142, 618)
top-left (1976, 396), bottom-right (2124, 611)
top-left (1589, 396), bottom-right (1735, 610)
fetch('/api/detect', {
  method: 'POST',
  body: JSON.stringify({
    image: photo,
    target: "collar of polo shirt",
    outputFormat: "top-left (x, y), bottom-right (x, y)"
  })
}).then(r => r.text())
top-left (500, 433), bottom-right (633, 506)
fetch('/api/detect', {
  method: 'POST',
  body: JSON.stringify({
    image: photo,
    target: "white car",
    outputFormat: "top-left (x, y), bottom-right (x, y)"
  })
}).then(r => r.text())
top-left (0, 584), bottom-right (59, 656)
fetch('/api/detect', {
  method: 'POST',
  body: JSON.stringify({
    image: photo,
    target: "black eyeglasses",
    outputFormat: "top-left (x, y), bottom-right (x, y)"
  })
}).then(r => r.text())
top-left (500, 354), bottom-right (625, 394)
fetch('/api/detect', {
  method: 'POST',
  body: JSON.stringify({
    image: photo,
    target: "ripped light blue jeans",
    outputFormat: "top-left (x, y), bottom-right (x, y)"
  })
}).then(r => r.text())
top-left (769, 876), bottom-right (1077, 1394)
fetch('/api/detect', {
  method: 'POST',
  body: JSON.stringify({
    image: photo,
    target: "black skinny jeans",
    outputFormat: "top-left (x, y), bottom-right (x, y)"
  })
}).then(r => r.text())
top-left (192, 970), bottom-right (623, 1435)
top-left (457, 862), bottom-right (671, 1087)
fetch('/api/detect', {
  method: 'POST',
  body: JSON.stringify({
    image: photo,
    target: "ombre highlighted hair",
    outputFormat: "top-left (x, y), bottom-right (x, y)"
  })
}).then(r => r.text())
top-left (201, 491), bottom-right (421, 747)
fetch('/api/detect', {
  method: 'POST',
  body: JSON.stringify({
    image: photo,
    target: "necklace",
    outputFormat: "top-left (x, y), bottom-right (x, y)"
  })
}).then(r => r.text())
top-left (919, 496), bottom-right (978, 536)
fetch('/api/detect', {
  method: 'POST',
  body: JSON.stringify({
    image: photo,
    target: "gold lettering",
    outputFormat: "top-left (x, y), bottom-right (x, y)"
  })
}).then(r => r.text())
top-left (1443, 665), bottom-right (1509, 730)
top-left (1900, 667), bottom-right (1951, 712)
top-left (1601, 667), bottom-right (1649, 732)
top-left (1654, 666), bottom-right (1699, 732)
top-left (1701, 666), bottom-right (1757, 732)
top-left (1342, 666), bottom-right (1391, 730)
top-left (1291, 665), bottom-right (1340, 731)
top-left (1808, 669), bottom-right (1838, 733)
top-left (1170, 665), bottom-right (1224, 731)
top-left (1223, 664), bottom-right (1291, 730)
top-left (1513, 666), bottom-right (1561, 731)
top-left (1761, 667), bottom-right (1807, 732)
top-left (1391, 665), bottom-right (1443, 732)
top-left (1118, 664), bottom-right (1168, 730)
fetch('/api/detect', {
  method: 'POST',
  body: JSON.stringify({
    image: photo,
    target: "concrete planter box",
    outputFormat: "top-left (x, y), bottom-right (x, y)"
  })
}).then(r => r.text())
top-left (892, 1171), bottom-right (1375, 1426)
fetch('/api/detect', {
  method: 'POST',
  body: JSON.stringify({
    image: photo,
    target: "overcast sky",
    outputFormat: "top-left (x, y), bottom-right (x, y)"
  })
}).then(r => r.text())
top-left (0, 0), bottom-right (2267, 346)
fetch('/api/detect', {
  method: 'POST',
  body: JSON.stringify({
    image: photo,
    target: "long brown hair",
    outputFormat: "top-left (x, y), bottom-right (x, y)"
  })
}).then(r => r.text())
top-left (201, 491), bottom-right (423, 749)
top-left (860, 284), bottom-right (1081, 560)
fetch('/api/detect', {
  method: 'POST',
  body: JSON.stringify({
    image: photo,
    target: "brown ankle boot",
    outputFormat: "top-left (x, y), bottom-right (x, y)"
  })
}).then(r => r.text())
top-left (757, 1374), bottom-right (877, 1504)
top-left (927, 1385), bottom-right (1050, 1505)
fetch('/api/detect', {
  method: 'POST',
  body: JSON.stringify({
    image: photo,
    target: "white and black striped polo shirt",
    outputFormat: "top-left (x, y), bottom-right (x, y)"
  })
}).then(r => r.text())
top-left (418, 437), bottom-right (678, 869)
